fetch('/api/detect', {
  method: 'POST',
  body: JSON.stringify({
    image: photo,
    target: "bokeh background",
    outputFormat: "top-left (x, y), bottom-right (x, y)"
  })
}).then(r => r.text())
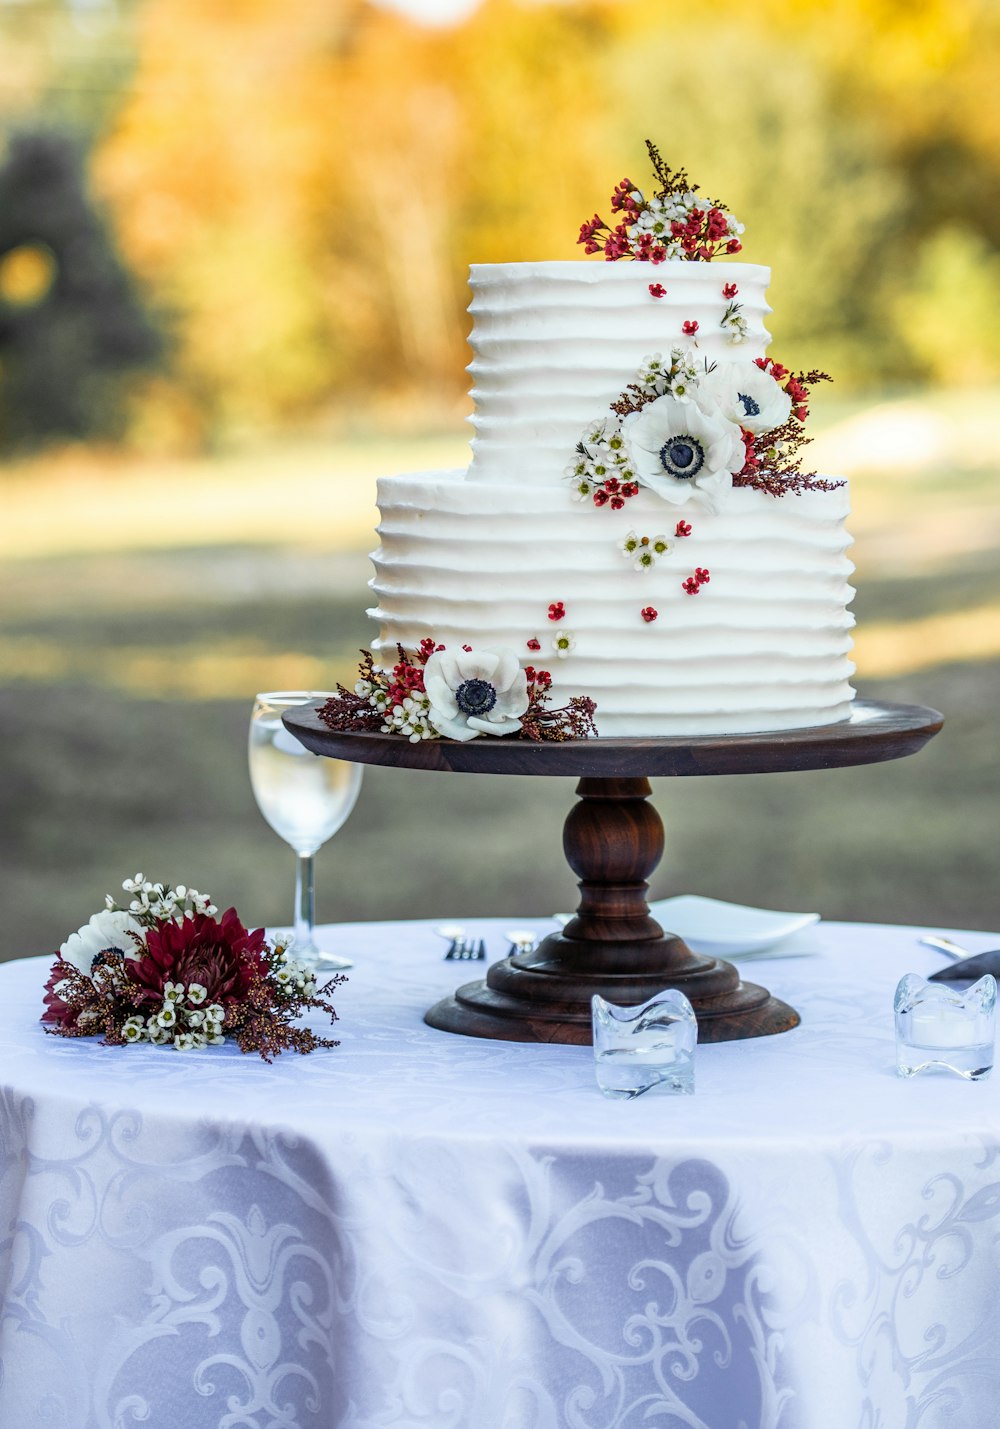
top-left (2, 0), bottom-right (998, 959)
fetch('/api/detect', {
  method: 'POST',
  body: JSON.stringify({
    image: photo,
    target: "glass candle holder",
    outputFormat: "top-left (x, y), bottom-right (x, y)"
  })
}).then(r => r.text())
top-left (592, 989), bottom-right (697, 1099)
top-left (894, 972), bottom-right (996, 1081)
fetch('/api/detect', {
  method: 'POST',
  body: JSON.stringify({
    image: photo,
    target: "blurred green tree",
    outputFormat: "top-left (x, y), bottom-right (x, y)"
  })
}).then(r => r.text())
top-left (0, 130), bottom-right (161, 451)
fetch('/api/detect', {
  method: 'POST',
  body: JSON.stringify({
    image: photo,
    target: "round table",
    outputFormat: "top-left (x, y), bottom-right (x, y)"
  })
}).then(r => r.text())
top-left (1, 918), bottom-right (999, 1429)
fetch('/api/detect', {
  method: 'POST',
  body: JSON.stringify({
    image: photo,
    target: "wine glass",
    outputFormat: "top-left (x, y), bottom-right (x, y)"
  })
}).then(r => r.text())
top-left (249, 691), bottom-right (363, 969)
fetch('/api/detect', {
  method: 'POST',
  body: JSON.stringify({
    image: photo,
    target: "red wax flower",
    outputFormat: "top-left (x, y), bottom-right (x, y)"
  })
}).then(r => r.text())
top-left (726, 238), bottom-right (742, 254)
top-left (722, 282), bottom-right (738, 299)
top-left (610, 496), bottom-right (625, 510)
top-left (695, 567), bottom-right (710, 585)
top-left (682, 320), bottom-right (699, 336)
top-left (648, 283), bottom-right (666, 298)
top-left (593, 489), bottom-right (610, 507)
top-left (547, 602), bottom-right (566, 621)
top-left (462, 643), bottom-right (473, 651)
top-left (129, 910), bottom-right (268, 1012)
top-left (675, 520), bottom-right (692, 538)
top-left (526, 637), bottom-right (541, 651)
top-left (641, 606), bottom-right (658, 623)
top-left (682, 577), bottom-right (701, 595)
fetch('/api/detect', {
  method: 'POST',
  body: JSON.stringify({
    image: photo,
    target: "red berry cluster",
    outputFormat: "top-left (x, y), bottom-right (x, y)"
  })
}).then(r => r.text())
top-left (669, 206), bottom-right (741, 260)
top-left (547, 602), bottom-right (565, 622)
top-left (641, 606), bottom-right (658, 623)
top-left (388, 656), bottom-right (426, 705)
top-left (674, 520), bottom-right (693, 538)
top-left (592, 475), bottom-right (640, 511)
top-left (416, 637), bottom-right (445, 662)
top-left (524, 666), bottom-right (553, 695)
top-left (753, 357), bottom-right (814, 423)
top-left (682, 568), bottom-right (711, 596)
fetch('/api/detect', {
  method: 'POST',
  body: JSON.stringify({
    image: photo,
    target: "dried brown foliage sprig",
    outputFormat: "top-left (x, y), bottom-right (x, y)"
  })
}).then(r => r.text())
top-left (736, 369), bottom-right (844, 495)
top-left (644, 140), bottom-right (694, 200)
top-left (521, 695), bottom-right (599, 742)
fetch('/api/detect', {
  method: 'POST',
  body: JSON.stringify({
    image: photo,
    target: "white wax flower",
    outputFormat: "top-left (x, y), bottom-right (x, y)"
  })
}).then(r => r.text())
top-left (622, 394), bottom-right (744, 510)
top-left (423, 647), bottom-right (529, 742)
top-left (697, 362), bottom-right (792, 435)
top-left (59, 908), bottom-right (144, 975)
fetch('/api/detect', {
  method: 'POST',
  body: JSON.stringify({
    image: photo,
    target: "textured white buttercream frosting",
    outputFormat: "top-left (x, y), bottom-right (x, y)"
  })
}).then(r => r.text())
top-left (467, 260), bottom-right (771, 485)
top-left (370, 471), bottom-right (856, 737)
top-left (368, 260), bottom-right (856, 737)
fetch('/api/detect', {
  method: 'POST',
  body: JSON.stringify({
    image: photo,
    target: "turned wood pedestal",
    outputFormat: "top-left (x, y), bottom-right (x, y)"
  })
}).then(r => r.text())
top-left (284, 700), bottom-right (942, 1046)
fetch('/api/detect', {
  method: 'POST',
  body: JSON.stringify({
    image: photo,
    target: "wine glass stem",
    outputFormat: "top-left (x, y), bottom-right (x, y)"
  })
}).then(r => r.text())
top-left (294, 851), bottom-right (317, 955)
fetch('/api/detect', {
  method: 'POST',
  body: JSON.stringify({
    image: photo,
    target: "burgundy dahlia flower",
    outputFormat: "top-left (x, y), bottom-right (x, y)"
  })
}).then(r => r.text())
top-left (128, 909), bottom-right (268, 1010)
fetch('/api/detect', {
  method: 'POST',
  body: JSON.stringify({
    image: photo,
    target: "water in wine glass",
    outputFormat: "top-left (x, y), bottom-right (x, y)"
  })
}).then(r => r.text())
top-left (249, 692), bottom-right (362, 969)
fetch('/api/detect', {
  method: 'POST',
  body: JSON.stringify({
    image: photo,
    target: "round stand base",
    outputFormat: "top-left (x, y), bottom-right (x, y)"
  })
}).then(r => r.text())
top-left (425, 935), bottom-right (800, 1045)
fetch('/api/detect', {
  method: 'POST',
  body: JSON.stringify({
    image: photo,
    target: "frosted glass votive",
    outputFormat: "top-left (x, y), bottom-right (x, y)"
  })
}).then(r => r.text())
top-left (592, 989), bottom-right (697, 1099)
top-left (894, 972), bottom-right (996, 1081)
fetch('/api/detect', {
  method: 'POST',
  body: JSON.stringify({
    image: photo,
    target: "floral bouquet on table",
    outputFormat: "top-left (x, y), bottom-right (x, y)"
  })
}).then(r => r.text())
top-left (42, 876), bottom-right (344, 1060)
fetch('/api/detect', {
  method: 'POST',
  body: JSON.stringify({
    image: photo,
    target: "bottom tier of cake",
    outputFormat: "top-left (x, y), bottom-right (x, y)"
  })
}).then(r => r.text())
top-left (368, 469), bottom-right (856, 737)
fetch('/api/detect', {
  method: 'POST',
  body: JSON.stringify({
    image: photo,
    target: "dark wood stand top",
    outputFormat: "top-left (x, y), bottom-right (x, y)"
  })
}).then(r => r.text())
top-left (284, 700), bottom-right (943, 1046)
top-left (284, 700), bottom-right (942, 778)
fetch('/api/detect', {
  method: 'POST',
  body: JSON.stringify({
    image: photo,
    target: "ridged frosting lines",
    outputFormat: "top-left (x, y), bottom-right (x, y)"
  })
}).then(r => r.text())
top-left (369, 470), bottom-right (856, 737)
top-left (466, 261), bottom-right (773, 486)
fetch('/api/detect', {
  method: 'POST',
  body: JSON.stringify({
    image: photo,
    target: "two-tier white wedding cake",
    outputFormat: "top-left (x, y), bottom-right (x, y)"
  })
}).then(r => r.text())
top-left (338, 152), bottom-right (855, 742)
top-left (368, 251), bottom-right (855, 737)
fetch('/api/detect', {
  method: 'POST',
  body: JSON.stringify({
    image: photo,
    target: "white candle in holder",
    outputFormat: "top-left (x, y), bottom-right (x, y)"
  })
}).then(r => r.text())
top-left (907, 1008), bottom-right (981, 1049)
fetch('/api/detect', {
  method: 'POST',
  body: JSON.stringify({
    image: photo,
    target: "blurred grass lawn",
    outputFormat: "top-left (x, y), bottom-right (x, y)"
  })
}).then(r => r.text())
top-left (2, 395), bottom-right (999, 959)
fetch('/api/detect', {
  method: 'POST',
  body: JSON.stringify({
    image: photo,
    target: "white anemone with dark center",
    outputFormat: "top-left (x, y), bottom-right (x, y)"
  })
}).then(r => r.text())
top-left (697, 361), bottom-right (792, 436)
top-left (423, 647), bottom-right (529, 741)
top-left (59, 908), bottom-right (145, 976)
top-left (621, 393), bottom-right (745, 509)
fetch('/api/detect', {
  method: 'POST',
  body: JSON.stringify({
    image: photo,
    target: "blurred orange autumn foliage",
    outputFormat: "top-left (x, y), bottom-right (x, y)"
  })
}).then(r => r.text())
top-left (3, 0), bottom-right (1000, 449)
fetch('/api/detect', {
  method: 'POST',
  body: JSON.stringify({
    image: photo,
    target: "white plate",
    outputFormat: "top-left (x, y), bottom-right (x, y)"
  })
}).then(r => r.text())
top-left (647, 895), bottom-right (820, 957)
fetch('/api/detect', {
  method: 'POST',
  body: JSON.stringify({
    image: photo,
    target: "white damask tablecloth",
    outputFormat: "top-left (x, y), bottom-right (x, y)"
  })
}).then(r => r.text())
top-left (2, 917), bottom-right (1000, 1429)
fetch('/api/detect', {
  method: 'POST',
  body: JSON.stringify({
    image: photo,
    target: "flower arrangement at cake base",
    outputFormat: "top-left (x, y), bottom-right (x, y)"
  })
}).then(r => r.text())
top-left (41, 878), bottom-right (344, 1060)
top-left (321, 640), bottom-right (598, 743)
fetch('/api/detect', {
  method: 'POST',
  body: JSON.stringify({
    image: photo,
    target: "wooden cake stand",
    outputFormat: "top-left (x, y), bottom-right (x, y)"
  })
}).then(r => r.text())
top-left (284, 700), bottom-right (942, 1046)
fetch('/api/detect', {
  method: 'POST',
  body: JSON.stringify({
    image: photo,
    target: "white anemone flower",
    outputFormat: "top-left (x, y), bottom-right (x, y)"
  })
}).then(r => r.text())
top-left (59, 908), bottom-right (145, 975)
top-left (622, 394), bottom-right (744, 510)
top-left (696, 361), bottom-right (792, 436)
top-left (423, 647), bottom-right (529, 742)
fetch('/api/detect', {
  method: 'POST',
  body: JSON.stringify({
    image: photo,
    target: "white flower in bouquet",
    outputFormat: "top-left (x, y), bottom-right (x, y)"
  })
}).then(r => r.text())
top-left (697, 362), bottom-right (791, 436)
top-left (423, 647), bottom-right (529, 742)
top-left (59, 908), bottom-right (145, 975)
top-left (622, 394), bottom-right (744, 510)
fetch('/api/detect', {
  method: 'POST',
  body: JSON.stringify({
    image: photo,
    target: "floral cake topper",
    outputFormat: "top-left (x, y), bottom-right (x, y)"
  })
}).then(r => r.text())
top-left (578, 141), bottom-right (744, 263)
top-left (42, 878), bottom-right (344, 1059)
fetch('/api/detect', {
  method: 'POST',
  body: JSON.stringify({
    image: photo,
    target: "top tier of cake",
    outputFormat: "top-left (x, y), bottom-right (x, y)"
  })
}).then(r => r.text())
top-left (466, 260), bottom-right (772, 485)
